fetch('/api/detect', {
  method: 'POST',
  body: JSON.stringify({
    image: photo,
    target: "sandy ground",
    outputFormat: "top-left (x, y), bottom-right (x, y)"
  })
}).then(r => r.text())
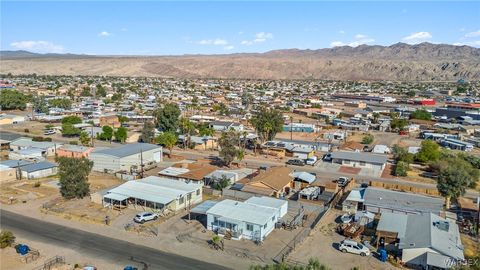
top-left (289, 209), bottom-right (400, 270)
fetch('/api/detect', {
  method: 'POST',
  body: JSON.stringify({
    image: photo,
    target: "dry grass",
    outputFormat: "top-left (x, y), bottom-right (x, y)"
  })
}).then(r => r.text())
top-left (88, 171), bottom-right (124, 192)
top-left (461, 234), bottom-right (479, 258)
top-left (404, 167), bottom-right (436, 184)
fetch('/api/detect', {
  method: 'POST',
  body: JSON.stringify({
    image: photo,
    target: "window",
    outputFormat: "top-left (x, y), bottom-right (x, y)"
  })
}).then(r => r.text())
top-left (272, 216), bottom-right (275, 222)
top-left (196, 189), bottom-right (200, 195)
top-left (187, 193), bottom-right (191, 200)
top-left (264, 224), bottom-right (267, 229)
top-left (246, 224), bottom-right (253, 231)
top-left (344, 160), bottom-right (350, 164)
top-left (359, 161), bottom-right (366, 166)
top-left (179, 197), bottom-right (184, 204)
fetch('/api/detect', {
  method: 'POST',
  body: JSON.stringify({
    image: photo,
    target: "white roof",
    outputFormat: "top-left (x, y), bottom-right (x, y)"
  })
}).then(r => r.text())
top-left (290, 171), bottom-right (316, 184)
top-left (345, 188), bottom-right (365, 202)
top-left (207, 199), bottom-right (277, 225)
top-left (245, 196), bottom-right (287, 212)
top-left (158, 167), bottom-right (189, 176)
top-left (105, 176), bottom-right (201, 205)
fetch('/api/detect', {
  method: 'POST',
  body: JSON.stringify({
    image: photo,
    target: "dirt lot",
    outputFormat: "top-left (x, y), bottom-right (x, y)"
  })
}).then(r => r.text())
top-left (289, 209), bottom-right (399, 270)
top-left (0, 178), bottom-right (58, 204)
top-left (87, 171), bottom-right (124, 192)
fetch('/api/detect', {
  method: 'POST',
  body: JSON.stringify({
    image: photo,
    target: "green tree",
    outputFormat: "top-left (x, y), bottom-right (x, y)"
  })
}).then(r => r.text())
top-left (410, 109), bottom-right (432, 120)
top-left (219, 130), bottom-right (241, 167)
top-left (62, 115), bottom-right (82, 125)
top-left (156, 131), bottom-right (177, 158)
top-left (98, 126), bottom-right (113, 141)
top-left (49, 98), bottom-right (72, 109)
top-left (0, 89), bottom-right (27, 110)
top-left (139, 121), bottom-right (156, 143)
top-left (96, 84), bottom-right (107, 97)
top-left (415, 140), bottom-right (440, 163)
top-left (118, 115), bottom-right (129, 124)
top-left (114, 127), bottom-right (128, 143)
top-left (250, 108), bottom-right (284, 142)
top-left (392, 145), bottom-right (414, 164)
top-left (33, 96), bottom-right (49, 113)
top-left (79, 131), bottom-right (91, 146)
top-left (81, 86), bottom-right (91, 97)
top-left (394, 161), bottom-right (409, 177)
top-left (212, 175), bottom-right (230, 190)
top-left (155, 103), bottom-right (181, 132)
top-left (390, 118), bottom-right (408, 131)
top-left (361, 134), bottom-right (374, 144)
top-left (437, 160), bottom-right (477, 209)
top-left (0, 231), bottom-right (15, 249)
top-left (61, 124), bottom-right (81, 137)
top-left (56, 157), bottom-right (93, 199)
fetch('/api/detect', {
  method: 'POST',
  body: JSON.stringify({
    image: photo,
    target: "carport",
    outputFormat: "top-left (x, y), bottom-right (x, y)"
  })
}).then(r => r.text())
top-left (103, 193), bottom-right (128, 209)
top-left (189, 200), bottom-right (219, 221)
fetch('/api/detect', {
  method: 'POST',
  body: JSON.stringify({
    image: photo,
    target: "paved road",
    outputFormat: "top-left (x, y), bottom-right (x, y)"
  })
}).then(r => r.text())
top-left (0, 210), bottom-right (229, 270)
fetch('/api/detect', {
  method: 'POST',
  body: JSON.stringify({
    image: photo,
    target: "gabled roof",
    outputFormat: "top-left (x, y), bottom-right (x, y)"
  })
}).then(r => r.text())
top-left (0, 159), bottom-right (33, 168)
top-left (91, 143), bottom-right (161, 158)
top-left (245, 167), bottom-right (293, 191)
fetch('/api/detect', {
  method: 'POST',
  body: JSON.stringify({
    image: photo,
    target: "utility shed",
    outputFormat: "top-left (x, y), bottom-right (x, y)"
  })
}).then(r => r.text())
top-left (89, 143), bottom-right (162, 173)
top-left (19, 161), bottom-right (58, 179)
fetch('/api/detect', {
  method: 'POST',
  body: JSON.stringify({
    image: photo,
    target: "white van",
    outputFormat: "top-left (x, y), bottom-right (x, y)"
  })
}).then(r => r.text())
top-left (306, 156), bottom-right (318, 165)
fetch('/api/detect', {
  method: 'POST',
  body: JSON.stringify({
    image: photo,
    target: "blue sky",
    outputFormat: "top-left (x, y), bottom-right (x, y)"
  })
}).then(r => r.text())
top-left (1, 1), bottom-right (479, 55)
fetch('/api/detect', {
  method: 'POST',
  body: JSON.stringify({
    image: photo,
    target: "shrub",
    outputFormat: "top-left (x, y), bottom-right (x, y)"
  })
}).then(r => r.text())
top-left (394, 161), bottom-right (409, 177)
top-left (34, 181), bottom-right (41, 188)
top-left (0, 231), bottom-right (15, 248)
top-left (361, 134), bottom-right (374, 144)
top-left (24, 128), bottom-right (30, 133)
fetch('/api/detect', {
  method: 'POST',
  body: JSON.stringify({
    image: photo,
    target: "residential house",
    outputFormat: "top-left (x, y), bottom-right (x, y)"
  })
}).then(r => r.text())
top-left (330, 151), bottom-right (388, 172)
top-left (102, 176), bottom-right (203, 212)
top-left (158, 161), bottom-right (217, 184)
top-left (0, 114), bottom-right (26, 125)
top-left (376, 212), bottom-right (464, 269)
top-left (209, 121), bottom-right (244, 132)
top-left (178, 135), bottom-right (218, 150)
top-left (237, 167), bottom-right (294, 198)
top-left (99, 115), bottom-right (121, 128)
top-left (204, 196), bottom-right (287, 241)
top-left (19, 161), bottom-right (58, 179)
top-left (89, 143), bottom-right (162, 173)
top-left (10, 137), bottom-right (60, 157)
top-left (57, 145), bottom-right (94, 158)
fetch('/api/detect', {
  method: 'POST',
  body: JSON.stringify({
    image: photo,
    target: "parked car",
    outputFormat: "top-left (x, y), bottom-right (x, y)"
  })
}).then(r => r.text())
top-left (337, 177), bottom-right (350, 187)
top-left (133, 212), bottom-right (158, 224)
top-left (340, 214), bottom-right (353, 224)
top-left (286, 159), bottom-right (305, 166)
top-left (305, 156), bottom-right (318, 166)
top-left (323, 153), bottom-right (332, 161)
top-left (43, 129), bottom-right (55, 135)
top-left (339, 239), bottom-right (371, 256)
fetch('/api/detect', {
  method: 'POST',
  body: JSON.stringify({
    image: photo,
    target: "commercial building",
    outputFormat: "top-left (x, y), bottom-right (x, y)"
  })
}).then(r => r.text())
top-left (89, 143), bottom-right (162, 173)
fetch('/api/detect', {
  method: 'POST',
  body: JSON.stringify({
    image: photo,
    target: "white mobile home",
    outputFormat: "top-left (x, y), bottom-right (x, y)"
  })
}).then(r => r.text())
top-left (89, 143), bottom-right (162, 173)
top-left (205, 197), bottom-right (287, 242)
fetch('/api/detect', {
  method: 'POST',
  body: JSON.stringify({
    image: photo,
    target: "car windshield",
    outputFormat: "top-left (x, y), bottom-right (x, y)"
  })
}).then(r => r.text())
top-left (357, 244), bottom-right (364, 249)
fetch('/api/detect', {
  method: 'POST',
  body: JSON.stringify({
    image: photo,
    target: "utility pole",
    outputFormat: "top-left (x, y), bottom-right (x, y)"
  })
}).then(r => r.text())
top-left (91, 125), bottom-right (94, 147)
top-left (140, 148), bottom-right (144, 179)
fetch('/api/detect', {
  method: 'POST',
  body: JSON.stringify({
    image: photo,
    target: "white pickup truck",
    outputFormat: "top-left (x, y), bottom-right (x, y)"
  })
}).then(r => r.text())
top-left (305, 156), bottom-right (318, 165)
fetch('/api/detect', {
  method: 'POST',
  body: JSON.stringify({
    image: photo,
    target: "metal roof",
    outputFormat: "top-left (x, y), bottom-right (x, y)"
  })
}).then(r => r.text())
top-left (377, 212), bottom-right (408, 238)
top-left (20, 161), bottom-right (57, 173)
top-left (105, 177), bottom-right (201, 205)
top-left (190, 200), bottom-right (219, 215)
top-left (291, 171), bottom-right (316, 184)
top-left (91, 143), bottom-right (161, 158)
top-left (11, 138), bottom-right (57, 149)
top-left (364, 187), bottom-right (443, 214)
top-left (0, 159), bottom-right (33, 168)
top-left (104, 193), bottom-right (128, 202)
top-left (330, 151), bottom-right (388, 164)
top-left (245, 196), bottom-right (288, 210)
top-left (206, 199), bottom-right (278, 225)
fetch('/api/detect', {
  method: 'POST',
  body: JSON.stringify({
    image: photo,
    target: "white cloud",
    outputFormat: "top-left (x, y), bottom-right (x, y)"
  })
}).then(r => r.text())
top-left (465, 30), bottom-right (480, 38)
top-left (330, 34), bottom-right (375, 47)
top-left (402, 31), bottom-right (432, 44)
top-left (454, 40), bottom-right (480, 47)
top-left (197, 38), bottom-right (228, 46)
top-left (330, 41), bottom-right (346, 47)
top-left (339, 30), bottom-right (345, 34)
top-left (10, 40), bottom-right (65, 53)
top-left (224, 45), bottom-right (234, 50)
top-left (241, 32), bottom-right (273, 46)
top-left (98, 31), bottom-right (112, 37)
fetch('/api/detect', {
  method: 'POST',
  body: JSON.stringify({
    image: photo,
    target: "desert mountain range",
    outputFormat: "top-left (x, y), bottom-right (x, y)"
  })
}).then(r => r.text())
top-left (1, 42), bottom-right (479, 81)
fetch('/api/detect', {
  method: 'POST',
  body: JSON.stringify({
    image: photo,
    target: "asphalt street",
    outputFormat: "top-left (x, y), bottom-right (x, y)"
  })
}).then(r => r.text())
top-left (0, 210), bottom-right (230, 270)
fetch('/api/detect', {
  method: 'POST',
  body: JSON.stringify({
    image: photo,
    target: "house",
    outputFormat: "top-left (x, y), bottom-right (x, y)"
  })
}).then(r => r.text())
top-left (372, 145), bottom-right (391, 154)
top-left (238, 167), bottom-right (293, 198)
top-left (89, 143), bottom-right (162, 173)
top-left (290, 171), bottom-right (316, 190)
top-left (209, 121), bottom-right (244, 132)
top-left (9, 148), bottom-right (45, 161)
top-left (158, 162), bottom-right (217, 184)
top-left (342, 187), bottom-right (444, 215)
top-left (19, 161), bottom-right (58, 179)
top-left (330, 151), bottom-right (388, 172)
top-left (204, 196), bottom-right (287, 241)
top-left (10, 137), bottom-right (60, 156)
top-left (0, 114), bottom-right (26, 125)
top-left (376, 212), bottom-right (464, 269)
top-left (283, 123), bottom-right (317, 133)
top-left (57, 145), bottom-right (94, 158)
top-left (204, 168), bottom-right (256, 186)
top-left (102, 176), bottom-right (202, 212)
top-left (99, 115), bottom-right (121, 128)
top-left (439, 138), bottom-right (474, 151)
top-left (178, 135), bottom-right (218, 150)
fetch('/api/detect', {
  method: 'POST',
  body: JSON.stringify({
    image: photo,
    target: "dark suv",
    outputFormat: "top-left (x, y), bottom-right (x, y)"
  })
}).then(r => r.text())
top-left (286, 159), bottom-right (305, 166)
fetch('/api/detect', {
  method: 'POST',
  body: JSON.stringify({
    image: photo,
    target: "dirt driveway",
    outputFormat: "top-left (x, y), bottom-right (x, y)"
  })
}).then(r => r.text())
top-left (288, 209), bottom-right (399, 270)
